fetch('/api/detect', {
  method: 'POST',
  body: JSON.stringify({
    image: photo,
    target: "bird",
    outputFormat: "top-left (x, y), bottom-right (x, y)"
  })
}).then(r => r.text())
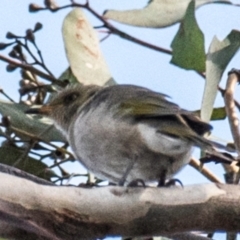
top-left (25, 84), bottom-right (224, 186)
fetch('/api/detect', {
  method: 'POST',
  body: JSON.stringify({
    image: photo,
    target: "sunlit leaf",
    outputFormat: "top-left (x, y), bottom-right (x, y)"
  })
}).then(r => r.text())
top-left (104, 0), bottom-right (230, 28)
top-left (194, 107), bottom-right (226, 121)
top-left (62, 8), bottom-right (113, 86)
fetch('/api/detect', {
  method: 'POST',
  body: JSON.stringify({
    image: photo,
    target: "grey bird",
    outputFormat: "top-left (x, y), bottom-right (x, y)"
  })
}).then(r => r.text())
top-left (26, 84), bottom-right (223, 185)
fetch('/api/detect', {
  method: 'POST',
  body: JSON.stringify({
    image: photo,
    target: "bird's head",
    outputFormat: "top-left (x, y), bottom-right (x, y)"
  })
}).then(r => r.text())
top-left (26, 84), bottom-right (101, 135)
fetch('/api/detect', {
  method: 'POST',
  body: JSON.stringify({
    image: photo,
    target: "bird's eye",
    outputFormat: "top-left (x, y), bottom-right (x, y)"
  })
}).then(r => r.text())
top-left (63, 93), bottom-right (79, 105)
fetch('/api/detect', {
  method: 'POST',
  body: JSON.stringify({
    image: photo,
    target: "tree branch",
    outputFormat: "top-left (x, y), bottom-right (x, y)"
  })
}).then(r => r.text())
top-left (1, 173), bottom-right (240, 239)
top-left (0, 163), bottom-right (54, 186)
top-left (224, 70), bottom-right (240, 157)
top-left (189, 158), bottom-right (222, 183)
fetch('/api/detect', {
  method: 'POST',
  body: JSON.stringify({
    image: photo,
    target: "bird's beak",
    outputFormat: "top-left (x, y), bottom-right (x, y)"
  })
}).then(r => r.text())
top-left (25, 105), bottom-right (52, 116)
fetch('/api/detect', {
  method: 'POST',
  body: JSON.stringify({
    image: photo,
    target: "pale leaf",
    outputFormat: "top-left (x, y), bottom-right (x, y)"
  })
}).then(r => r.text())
top-left (62, 8), bottom-right (112, 86)
top-left (201, 30), bottom-right (240, 122)
top-left (104, 0), bottom-right (230, 28)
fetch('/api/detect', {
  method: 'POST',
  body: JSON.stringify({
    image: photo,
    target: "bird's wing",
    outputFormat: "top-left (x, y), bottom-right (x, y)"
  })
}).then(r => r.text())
top-left (116, 88), bottom-right (229, 151)
top-left (117, 90), bottom-right (213, 136)
top-left (118, 92), bottom-right (184, 117)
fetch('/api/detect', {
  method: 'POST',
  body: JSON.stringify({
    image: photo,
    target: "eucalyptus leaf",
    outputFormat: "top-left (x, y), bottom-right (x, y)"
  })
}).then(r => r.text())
top-left (59, 67), bottom-right (79, 84)
top-left (59, 67), bottom-right (116, 87)
top-left (170, 0), bottom-right (205, 72)
top-left (201, 30), bottom-right (240, 122)
top-left (0, 145), bottom-right (57, 180)
top-left (62, 8), bottom-right (112, 86)
top-left (0, 100), bottom-right (65, 142)
top-left (210, 107), bottom-right (227, 120)
top-left (104, 0), bottom-right (230, 28)
top-left (195, 107), bottom-right (226, 121)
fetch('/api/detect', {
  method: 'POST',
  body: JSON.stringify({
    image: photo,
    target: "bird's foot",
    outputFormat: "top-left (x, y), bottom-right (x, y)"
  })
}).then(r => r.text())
top-left (165, 178), bottom-right (183, 188)
top-left (158, 177), bottom-right (183, 188)
top-left (127, 179), bottom-right (146, 187)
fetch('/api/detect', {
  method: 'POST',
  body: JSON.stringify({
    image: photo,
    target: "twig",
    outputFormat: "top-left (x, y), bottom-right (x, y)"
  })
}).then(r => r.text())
top-left (100, 32), bottom-right (111, 42)
top-left (219, 86), bottom-right (240, 111)
top-left (13, 140), bottom-right (35, 167)
top-left (48, 158), bottom-right (75, 169)
top-left (224, 70), bottom-right (240, 157)
top-left (0, 88), bottom-right (15, 102)
top-left (53, 173), bottom-right (88, 184)
top-left (9, 125), bottom-right (75, 159)
top-left (0, 54), bottom-right (63, 86)
top-left (223, 68), bottom-right (240, 206)
top-left (189, 158), bottom-right (222, 183)
top-left (30, 2), bottom-right (172, 55)
top-left (32, 41), bottom-right (54, 77)
top-left (23, 38), bottom-right (55, 77)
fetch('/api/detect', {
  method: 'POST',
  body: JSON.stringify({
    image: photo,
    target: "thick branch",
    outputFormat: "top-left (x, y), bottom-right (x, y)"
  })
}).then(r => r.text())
top-left (0, 220), bottom-right (50, 240)
top-left (0, 163), bottom-right (54, 186)
top-left (0, 173), bottom-right (240, 239)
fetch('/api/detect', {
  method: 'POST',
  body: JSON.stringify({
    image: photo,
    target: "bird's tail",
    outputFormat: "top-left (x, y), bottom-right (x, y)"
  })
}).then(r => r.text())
top-left (192, 135), bottom-right (235, 164)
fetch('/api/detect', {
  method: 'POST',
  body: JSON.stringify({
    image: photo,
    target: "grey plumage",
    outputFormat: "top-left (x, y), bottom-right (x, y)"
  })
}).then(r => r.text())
top-left (26, 84), bottom-right (222, 185)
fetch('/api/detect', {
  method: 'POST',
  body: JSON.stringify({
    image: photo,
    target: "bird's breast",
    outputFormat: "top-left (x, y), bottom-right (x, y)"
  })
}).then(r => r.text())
top-left (67, 104), bottom-right (192, 183)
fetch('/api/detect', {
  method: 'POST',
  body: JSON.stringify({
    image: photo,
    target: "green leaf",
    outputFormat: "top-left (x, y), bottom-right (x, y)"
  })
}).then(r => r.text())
top-left (201, 30), bottom-right (240, 121)
top-left (170, 0), bottom-right (205, 72)
top-left (210, 107), bottom-right (227, 120)
top-left (0, 100), bottom-right (65, 142)
top-left (0, 145), bottom-right (57, 180)
top-left (59, 67), bottom-right (79, 84)
top-left (194, 107), bottom-right (226, 121)
top-left (59, 67), bottom-right (115, 86)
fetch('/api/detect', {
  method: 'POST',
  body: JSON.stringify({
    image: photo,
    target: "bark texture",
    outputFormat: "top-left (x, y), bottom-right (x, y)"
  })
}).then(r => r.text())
top-left (0, 172), bottom-right (240, 239)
